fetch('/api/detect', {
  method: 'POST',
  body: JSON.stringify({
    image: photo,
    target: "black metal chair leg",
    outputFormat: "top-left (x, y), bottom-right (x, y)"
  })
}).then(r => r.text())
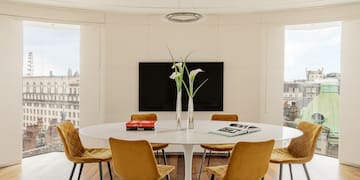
top-left (156, 150), bottom-right (160, 164)
top-left (77, 163), bottom-right (84, 180)
top-left (303, 163), bottom-right (311, 180)
top-left (161, 150), bottom-right (170, 180)
top-left (198, 149), bottom-right (207, 180)
top-left (162, 149), bottom-right (168, 165)
top-left (207, 150), bottom-right (212, 166)
top-left (69, 163), bottom-right (77, 180)
top-left (210, 174), bottom-right (215, 180)
top-left (279, 164), bottom-right (283, 180)
top-left (99, 162), bottom-right (103, 180)
top-left (289, 164), bottom-right (293, 180)
top-left (107, 162), bottom-right (113, 180)
top-left (161, 149), bottom-right (170, 180)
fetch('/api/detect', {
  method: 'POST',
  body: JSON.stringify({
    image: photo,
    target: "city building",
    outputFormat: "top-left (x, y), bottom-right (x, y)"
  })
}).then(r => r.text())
top-left (283, 69), bottom-right (340, 157)
top-left (306, 68), bottom-right (325, 81)
top-left (283, 69), bottom-right (338, 110)
top-left (22, 74), bottom-right (80, 157)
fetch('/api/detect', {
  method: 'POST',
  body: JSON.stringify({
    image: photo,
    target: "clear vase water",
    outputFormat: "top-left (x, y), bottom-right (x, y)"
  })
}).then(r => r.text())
top-left (176, 90), bottom-right (182, 129)
top-left (187, 96), bottom-right (194, 129)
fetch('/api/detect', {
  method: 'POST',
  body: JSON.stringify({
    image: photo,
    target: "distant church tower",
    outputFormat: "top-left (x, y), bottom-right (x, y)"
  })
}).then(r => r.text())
top-left (26, 52), bottom-right (34, 76)
top-left (67, 68), bottom-right (73, 77)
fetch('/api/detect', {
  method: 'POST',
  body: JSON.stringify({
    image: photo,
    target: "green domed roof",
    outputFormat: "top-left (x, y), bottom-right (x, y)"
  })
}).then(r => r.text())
top-left (298, 81), bottom-right (339, 137)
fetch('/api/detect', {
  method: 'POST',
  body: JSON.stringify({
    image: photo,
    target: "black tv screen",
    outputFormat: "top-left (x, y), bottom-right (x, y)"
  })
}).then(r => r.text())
top-left (139, 62), bottom-right (223, 111)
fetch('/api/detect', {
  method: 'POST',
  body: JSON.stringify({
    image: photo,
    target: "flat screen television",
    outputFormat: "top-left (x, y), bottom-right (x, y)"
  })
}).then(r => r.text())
top-left (139, 62), bottom-right (223, 111)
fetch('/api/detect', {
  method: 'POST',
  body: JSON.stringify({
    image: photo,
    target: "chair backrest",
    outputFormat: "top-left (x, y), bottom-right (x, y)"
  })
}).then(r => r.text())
top-left (109, 138), bottom-right (161, 180)
top-left (224, 140), bottom-right (275, 180)
top-left (56, 121), bottom-right (85, 161)
top-left (211, 113), bottom-right (239, 121)
top-left (287, 121), bottom-right (322, 159)
top-left (131, 113), bottom-right (158, 121)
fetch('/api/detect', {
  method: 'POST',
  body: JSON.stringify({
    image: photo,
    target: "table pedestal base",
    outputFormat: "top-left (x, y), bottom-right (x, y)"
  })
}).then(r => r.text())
top-left (183, 144), bottom-right (195, 180)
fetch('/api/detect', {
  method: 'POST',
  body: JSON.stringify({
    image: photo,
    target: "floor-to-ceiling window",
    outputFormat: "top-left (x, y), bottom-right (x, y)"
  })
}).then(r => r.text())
top-left (283, 22), bottom-right (341, 157)
top-left (22, 21), bottom-right (80, 157)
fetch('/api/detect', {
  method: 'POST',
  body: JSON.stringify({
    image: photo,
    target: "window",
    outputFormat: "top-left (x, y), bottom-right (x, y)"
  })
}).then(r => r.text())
top-left (40, 82), bottom-right (43, 93)
top-left (283, 22), bottom-right (341, 158)
top-left (22, 21), bottom-right (80, 158)
top-left (26, 82), bottom-right (30, 92)
top-left (32, 82), bottom-right (36, 93)
top-left (55, 82), bottom-right (58, 93)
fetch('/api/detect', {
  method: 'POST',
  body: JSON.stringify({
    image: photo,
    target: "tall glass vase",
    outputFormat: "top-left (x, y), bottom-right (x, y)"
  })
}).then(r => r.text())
top-left (187, 96), bottom-right (194, 129)
top-left (176, 90), bottom-right (182, 129)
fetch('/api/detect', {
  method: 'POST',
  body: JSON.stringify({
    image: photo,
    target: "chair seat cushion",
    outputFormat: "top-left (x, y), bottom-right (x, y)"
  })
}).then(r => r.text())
top-left (200, 144), bottom-right (234, 151)
top-left (270, 148), bottom-right (311, 164)
top-left (157, 165), bottom-right (175, 179)
top-left (72, 148), bottom-right (112, 163)
top-left (151, 143), bottom-right (168, 151)
top-left (206, 165), bottom-right (227, 179)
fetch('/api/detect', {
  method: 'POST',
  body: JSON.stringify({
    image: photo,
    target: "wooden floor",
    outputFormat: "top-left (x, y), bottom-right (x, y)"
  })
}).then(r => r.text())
top-left (0, 152), bottom-right (359, 180)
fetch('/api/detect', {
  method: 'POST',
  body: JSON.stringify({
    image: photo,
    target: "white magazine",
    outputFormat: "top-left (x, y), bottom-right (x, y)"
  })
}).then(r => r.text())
top-left (209, 123), bottom-right (261, 137)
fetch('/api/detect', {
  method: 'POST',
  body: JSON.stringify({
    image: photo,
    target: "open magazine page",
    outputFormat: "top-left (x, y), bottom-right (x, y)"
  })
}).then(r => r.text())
top-left (209, 123), bottom-right (261, 137)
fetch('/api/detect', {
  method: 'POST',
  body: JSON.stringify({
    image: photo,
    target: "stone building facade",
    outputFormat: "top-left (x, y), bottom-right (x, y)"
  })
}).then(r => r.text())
top-left (22, 75), bottom-right (79, 157)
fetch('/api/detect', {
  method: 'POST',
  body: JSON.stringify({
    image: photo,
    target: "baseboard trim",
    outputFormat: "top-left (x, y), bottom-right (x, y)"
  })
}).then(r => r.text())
top-left (0, 160), bottom-right (21, 168)
top-left (339, 160), bottom-right (360, 168)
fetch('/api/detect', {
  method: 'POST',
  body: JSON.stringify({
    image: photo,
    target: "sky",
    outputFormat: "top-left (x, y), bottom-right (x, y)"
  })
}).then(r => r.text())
top-left (23, 21), bottom-right (80, 76)
top-left (284, 23), bottom-right (341, 81)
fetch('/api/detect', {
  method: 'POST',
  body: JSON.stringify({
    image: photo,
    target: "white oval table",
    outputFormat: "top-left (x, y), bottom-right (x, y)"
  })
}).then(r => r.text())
top-left (80, 120), bottom-right (302, 180)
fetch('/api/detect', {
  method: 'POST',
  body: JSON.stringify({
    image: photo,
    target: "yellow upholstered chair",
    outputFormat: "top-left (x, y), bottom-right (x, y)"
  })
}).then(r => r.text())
top-left (130, 113), bottom-right (169, 165)
top-left (270, 121), bottom-right (322, 180)
top-left (198, 113), bottom-right (239, 180)
top-left (206, 140), bottom-right (275, 180)
top-left (210, 114), bottom-right (239, 121)
top-left (109, 138), bottom-right (175, 180)
top-left (57, 121), bottom-right (112, 180)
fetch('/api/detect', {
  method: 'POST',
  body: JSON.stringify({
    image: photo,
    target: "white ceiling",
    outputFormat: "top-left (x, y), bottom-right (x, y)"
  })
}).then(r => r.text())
top-left (8, 0), bottom-right (360, 14)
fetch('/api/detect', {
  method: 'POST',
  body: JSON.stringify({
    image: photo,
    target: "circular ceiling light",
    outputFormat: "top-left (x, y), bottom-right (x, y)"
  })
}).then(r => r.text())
top-left (165, 12), bottom-right (202, 23)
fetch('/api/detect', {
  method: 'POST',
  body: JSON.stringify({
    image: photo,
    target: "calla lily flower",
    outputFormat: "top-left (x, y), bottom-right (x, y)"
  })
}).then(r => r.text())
top-left (170, 72), bottom-right (181, 79)
top-left (189, 68), bottom-right (204, 79)
top-left (182, 68), bottom-right (208, 98)
top-left (172, 62), bottom-right (183, 69)
top-left (168, 50), bottom-right (207, 98)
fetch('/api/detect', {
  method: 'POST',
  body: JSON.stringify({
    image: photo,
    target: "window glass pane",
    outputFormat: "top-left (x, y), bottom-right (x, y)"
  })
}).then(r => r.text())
top-left (22, 21), bottom-right (80, 158)
top-left (283, 22), bottom-right (341, 158)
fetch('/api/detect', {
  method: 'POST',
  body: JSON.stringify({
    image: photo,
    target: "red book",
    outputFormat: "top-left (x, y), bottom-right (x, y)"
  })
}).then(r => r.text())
top-left (126, 120), bottom-right (156, 131)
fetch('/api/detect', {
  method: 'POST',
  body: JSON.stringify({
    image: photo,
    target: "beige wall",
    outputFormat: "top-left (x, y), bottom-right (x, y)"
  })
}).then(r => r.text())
top-left (80, 24), bottom-right (106, 127)
top-left (0, 16), bottom-right (23, 167)
top-left (340, 20), bottom-right (360, 166)
top-left (1, 1), bottom-right (360, 166)
top-left (103, 14), bottom-right (264, 122)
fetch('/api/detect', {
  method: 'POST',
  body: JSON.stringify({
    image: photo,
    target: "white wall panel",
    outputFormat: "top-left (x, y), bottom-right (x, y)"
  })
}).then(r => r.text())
top-left (0, 16), bottom-right (23, 167)
top-left (259, 24), bottom-right (284, 125)
top-left (80, 24), bottom-right (105, 127)
top-left (339, 20), bottom-right (360, 166)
